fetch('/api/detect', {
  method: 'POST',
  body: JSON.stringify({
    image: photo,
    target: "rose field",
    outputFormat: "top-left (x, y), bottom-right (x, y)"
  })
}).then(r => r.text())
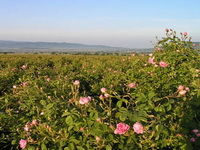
top-left (0, 30), bottom-right (200, 149)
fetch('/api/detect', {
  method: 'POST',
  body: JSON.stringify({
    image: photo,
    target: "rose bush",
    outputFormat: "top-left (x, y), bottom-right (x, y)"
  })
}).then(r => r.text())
top-left (0, 29), bottom-right (199, 149)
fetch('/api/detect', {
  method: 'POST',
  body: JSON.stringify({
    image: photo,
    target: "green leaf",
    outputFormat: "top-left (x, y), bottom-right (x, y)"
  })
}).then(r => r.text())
top-left (106, 144), bottom-right (112, 150)
top-left (41, 143), bottom-right (47, 150)
top-left (65, 116), bottom-right (73, 125)
top-left (46, 103), bottom-right (54, 109)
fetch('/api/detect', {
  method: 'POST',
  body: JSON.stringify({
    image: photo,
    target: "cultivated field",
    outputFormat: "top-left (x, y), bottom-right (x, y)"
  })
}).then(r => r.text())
top-left (0, 30), bottom-right (200, 149)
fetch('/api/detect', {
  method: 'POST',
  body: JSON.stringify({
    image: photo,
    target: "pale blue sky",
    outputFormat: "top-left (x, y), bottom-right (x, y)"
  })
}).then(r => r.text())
top-left (0, 0), bottom-right (200, 48)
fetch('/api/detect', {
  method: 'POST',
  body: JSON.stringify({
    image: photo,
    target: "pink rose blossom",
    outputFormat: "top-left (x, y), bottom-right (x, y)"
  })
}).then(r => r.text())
top-left (192, 44), bottom-right (196, 47)
top-left (79, 96), bottom-right (91, 105)
top-left (99, 95), bottom-right (104, 100)
top-left (73, 80), bottom-right (80, 85)
top-left (148, 57), bottom-right (156, 65)
top-left (104, 93), bottom-right (110, 98)
top-left (21, 65), bottom-right (27, 69)
top-left (101, 87), bottom-right (107, 93)
top-left (80, 127), bottom-right (84, 131)
top-left (165, 28), bottom-right (169, 32)
top-left (183, 32), bottom-right (187, 36)
top-left (133, 122), bottom-right (144, 134)
top-left (159, 61), bottom-right (168, 67)
top-left (196, 133), bottom-right (200, 137)
top-left (114, 123), bottom-right (130, 135)
top-left (96, 118), bottom-right (101, 122)
top-left (193, 129), bottom-right (199, 133)
top-left (185, 87), bottom-right (190, 91)
top-left (47, 78), bottom-right (50, 82)
top-left (11, 68), bottom-right (15, 71)
top-left (179, 90), bottom-right (187, 95)
top-left (13, 85), bottom-right (17, 89)
top-left (128, 83), bottom-right (136, 88)
top-left (19, 139), bottom-right (27, 149)
top-left (95, 136), bottom-right (101, 142)
top-left (24, 125), bottom-right (30, 132)
top-left (178, 85), bottom-right (184, 91)
top-left (31, 119), bottom-right (38, 126)
top-left (190, 138), bottom-right (196, 142)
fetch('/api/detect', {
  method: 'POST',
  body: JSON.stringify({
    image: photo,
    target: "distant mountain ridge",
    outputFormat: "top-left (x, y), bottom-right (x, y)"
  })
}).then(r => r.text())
top-left (0, 40), bottom-right (124, 50)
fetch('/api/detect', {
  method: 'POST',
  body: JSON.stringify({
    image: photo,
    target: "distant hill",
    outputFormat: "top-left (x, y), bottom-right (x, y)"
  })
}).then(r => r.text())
top-left (0, 40), bottom-right (154, 53)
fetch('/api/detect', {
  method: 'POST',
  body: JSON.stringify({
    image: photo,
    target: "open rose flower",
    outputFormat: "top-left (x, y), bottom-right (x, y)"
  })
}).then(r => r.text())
top-left (148, 57), bottom-right (156, 65)
top-left (73, 80), bottom-right (80, 85)
top-left (133, 122), bottom-right (144, 134)
top-left (114, 123), bottom-right (130, 134)
top-left (159, 61), bottom-right (168, 67)
top-left (79, 96), bottom-right (91, 105)
top-left (19, 139), bottom-right (27, 149)
top-left (101, 87), bottom-right (107, 93)
top-left (128, 83), bottom-right (136, 88)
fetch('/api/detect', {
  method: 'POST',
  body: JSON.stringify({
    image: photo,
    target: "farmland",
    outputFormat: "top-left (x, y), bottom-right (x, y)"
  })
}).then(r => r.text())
top-left (0, 31), bottom-right (200, 149)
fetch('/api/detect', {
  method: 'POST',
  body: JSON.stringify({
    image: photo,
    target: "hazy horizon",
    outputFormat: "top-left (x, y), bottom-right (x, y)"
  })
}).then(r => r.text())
top-left (1, 0), bottom-right (200, 48)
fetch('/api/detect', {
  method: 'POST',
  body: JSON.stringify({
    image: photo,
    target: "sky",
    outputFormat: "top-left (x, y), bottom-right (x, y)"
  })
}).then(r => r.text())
top-left (0, 0), bottom-right (200, 48)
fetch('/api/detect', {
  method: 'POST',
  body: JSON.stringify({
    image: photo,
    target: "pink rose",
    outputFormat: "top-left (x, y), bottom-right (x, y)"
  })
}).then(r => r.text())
top-left (104, 93), bottom-right (110, 98)
top-left (193, 129), bottom-right (199, 133)
top-left (73, 80), bottom-right (80, 85)
top-left (95, 136), bottom-right (101, 142)
top-left (79, 96), bottom-right (91, 105)
top-left (21, 65), bottom-right (27, 69)
top-left (101, 87), bottom-right (107, 93)
top-left (114, 123), bottom-right (130, 134)
top-left (190, 138), bottom-right (196, 142)
top-left (178, 85), bottom-right (184, 91)
top-left (183, 32), bottom-right (187, 36)
top-left (128, 83), bottom-right (136, 88)
top-left (159, 61), bottom-right (168, 67)
top-left (11, 68), bottom-right (15, 71)
top-left (148, 57), bottom-right (156, 65)
top-left (165, 28), bottom-right (169, 32)
top-left (179, 90), bottom-right (187, 95)
top-left (31, 119), bottom-right (38, 126)
top-left (133, 122), bottom-right (144, 134)
top-left (24, 125), bottom-right (30, 132)
top-left (196, 133), bottom-right (200, 137)
top-left (19, 139), bottom-right (27, 149)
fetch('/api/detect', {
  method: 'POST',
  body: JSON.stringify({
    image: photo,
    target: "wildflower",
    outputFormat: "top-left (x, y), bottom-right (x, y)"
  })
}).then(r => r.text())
top-left (133, 122), bottom-right (144, 134)
top-left (183, 32), bottom-right (187, 36)
top-left (21, 65), bottom-right (27, 69)
top-left (13, 85), bottom-right (17, 89)
top-left (179, 90), bottom-right (187, 95)
top-left (73, 80), bottom-right (80, 85)
top-left (96, 118), bottom-right (101, 122)
top-left (159, 61), bottom-right (168, 67)
top-left (19, 139), bottom-right (27, 149)
top-left (193, 129), bottom-right (199, 133)
top-left (96, 136), bottom-right (101, 142)
top-left (101, 87), bottom-right (107, 93)
top-left (128, 83), bottom-right (136, 88)
top-left (80, 127), bottom-right (84, 131)
top-left (79, 96), bottom-right (91, 105)
top-left (178, 85), bottom-right (184, 91)
top-left (104, 93), bottom-right (110, 98)
top-left (31, 119), bottom-right (38, 126)
top-left (165, 28), bottom-right (169, 32)
top-left (114, 123), bottom-right (130, 135)
top-left (190, 138), bottom-right (196, 142)
top-left (148, 57), bottom-right (156, 65)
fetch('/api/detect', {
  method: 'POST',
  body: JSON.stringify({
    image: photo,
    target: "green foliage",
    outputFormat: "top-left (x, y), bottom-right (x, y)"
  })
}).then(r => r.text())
top-left (0, 29), bottom-right (200, 149)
